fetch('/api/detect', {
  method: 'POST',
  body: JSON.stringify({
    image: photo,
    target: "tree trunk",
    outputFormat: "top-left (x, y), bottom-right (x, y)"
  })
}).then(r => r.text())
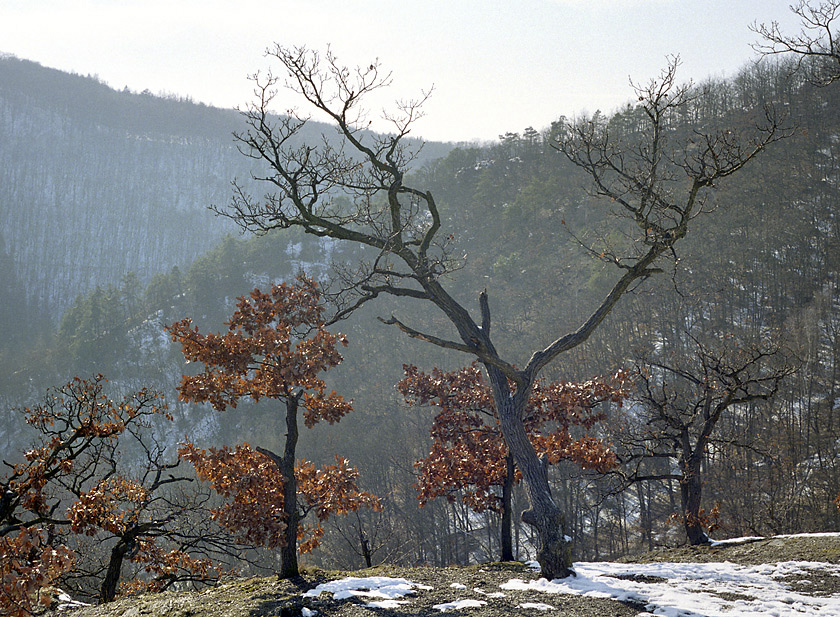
top-left (359, 526), bottom-right (372, 568)
top-left (259, 393), bottom-right (302, 578)
top-left (488, 369), bottom-right (573, 579)
top-left (500, 451), bottom-right (515, 561)
top-left (279, 394), bottom-right (301, 577)
top-left (99, 537), bottom-right (133, 603)
top-left (681, 453), bottom-right (710, 545)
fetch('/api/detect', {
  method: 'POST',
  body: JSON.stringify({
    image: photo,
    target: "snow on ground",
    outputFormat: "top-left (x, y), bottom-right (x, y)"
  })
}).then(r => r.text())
top-left (301, 541), bottom-right (840, 616)
top-left (433, 598), bottom-right (488, 612)
top-left (711, 531), bottom-right (840, 547)
top-left (503, 560), bottom-right (840, 616)
top-left (303, 576), bottom-right (432, 609)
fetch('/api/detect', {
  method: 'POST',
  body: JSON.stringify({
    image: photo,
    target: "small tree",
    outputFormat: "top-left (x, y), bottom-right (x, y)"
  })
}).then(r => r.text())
top-left (399, 364), bottom-right (627, 561)
top-left (618, 334), bottom-right (793, 545)
top-left (68, 457), bottom-right (230, 602)
top-left (1, 375), bottom-right (248, 606)
top-left (167, 275), bottom-right (378, 577)
top-left (0, 376), bottom-right (176, 611)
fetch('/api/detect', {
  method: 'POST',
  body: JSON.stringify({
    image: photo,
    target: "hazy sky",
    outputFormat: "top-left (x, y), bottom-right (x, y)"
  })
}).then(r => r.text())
top-left (0, 0), bottom-right (806, 142)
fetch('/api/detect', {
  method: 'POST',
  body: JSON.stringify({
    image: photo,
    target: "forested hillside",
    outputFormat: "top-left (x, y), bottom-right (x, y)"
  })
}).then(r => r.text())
top-left (0, 56), bottom-right (244, 321)
top-left (0, 55), bottom-right (450, 330)
top-left (2, 42), bottom-right (840, 607)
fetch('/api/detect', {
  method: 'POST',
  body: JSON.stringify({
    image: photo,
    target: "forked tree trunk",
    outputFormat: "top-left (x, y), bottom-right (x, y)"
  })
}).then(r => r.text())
top-left (489, 370), bottom-right (573, 580)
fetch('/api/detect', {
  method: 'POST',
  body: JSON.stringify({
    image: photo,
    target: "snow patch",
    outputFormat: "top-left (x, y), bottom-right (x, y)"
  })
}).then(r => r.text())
top-left (303, 576), bottom-right (429, 608)
top-left (473, 587), bottom-right (505, 597)
top-left (711, 532), bottom-right (840, 547)
top-left (55, 589), bottom-right (90, 609)
top-left (433, 598), bottom-right (488, 612)
top-left (518, 602), bottom-right (555, 610)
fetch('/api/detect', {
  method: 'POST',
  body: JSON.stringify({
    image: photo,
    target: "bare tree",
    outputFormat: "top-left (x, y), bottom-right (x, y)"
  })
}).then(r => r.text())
top-left (219, 47), bottom-right (781, 579)
top-left (617, 334), bottom-right (794, 545)
top-left (752, 0), bottom-right (840, 85)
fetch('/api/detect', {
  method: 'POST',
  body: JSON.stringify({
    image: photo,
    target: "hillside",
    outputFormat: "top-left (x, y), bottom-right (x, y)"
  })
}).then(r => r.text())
top-left (0, 55), bottom-right (452, 326)
top-left (0, 55), bottom-right (244, 322)
top-left (50, 534), bottom-right (840, 616)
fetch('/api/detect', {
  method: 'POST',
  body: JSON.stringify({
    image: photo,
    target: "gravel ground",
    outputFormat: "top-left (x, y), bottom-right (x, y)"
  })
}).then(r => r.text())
top-left (51, 534), bottom-right (840, 616)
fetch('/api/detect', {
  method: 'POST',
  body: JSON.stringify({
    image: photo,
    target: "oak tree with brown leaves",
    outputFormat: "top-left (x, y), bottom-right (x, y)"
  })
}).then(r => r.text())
top-left (168, 275), bottom-right (379, 577)
top-left (68, 460), bottom-right (231, 603)
top-left (1, 375), bottom-right (252, 607)
top-left (1, 376), bottom-right (165, 613)
top-left (0, 376), bottom-right (200, 611)
top-left (398, 364), bottom-right (628, 561)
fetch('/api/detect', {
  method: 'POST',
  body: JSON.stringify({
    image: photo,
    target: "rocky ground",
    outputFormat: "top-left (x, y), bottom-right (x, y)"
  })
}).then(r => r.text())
top-left (51, 534), bottom-right (840, 616)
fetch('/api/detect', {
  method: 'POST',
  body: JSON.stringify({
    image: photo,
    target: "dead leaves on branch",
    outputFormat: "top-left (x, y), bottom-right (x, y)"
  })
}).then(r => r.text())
top-left (4, 375), bottom-right (169, 524)
top-left (0, 528), bottom-right (75, 617)
top-left (398, 364), bottom-right (628, 512)
top-left (166, 275), bottom-right (350, 425)
top-left (179, 442), bottom-right (380, 554)
top-left (179, 442), bottom-right (288, 548)
top-left (68, 476), bottom-right (150, 536)
top-left (122, 545), bottom-right (221, 596)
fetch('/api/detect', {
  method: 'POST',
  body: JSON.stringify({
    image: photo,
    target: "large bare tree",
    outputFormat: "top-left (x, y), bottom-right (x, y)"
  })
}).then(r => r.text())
top-left (220, 47), bottom-right (782, 578)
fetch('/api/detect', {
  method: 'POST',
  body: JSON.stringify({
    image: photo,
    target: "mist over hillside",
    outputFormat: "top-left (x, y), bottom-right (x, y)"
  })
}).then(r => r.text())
top-left (0, 55), bottom-right (452, 325)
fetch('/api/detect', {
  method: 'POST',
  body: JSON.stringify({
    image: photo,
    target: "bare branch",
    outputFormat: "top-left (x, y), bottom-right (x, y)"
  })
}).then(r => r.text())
top-left (752, 0), bottom-right (840, 85)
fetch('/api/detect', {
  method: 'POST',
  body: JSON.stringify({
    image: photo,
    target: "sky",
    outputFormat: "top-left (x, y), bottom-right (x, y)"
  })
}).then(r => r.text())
top-left (0, 0), bottom-right (809, 143)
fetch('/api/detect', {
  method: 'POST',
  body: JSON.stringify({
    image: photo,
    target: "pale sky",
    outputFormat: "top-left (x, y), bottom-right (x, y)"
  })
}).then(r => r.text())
top-left (0, 0), bottom-right (807, 142)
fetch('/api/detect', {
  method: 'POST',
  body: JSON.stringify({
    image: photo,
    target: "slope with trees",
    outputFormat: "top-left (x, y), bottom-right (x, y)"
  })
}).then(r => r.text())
top-left (5, 1), bottom-right (840, 584)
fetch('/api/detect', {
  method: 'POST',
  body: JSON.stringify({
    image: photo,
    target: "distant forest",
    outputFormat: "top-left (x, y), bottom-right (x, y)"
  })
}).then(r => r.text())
top-left (1, 22), bottom-right (839, 604)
